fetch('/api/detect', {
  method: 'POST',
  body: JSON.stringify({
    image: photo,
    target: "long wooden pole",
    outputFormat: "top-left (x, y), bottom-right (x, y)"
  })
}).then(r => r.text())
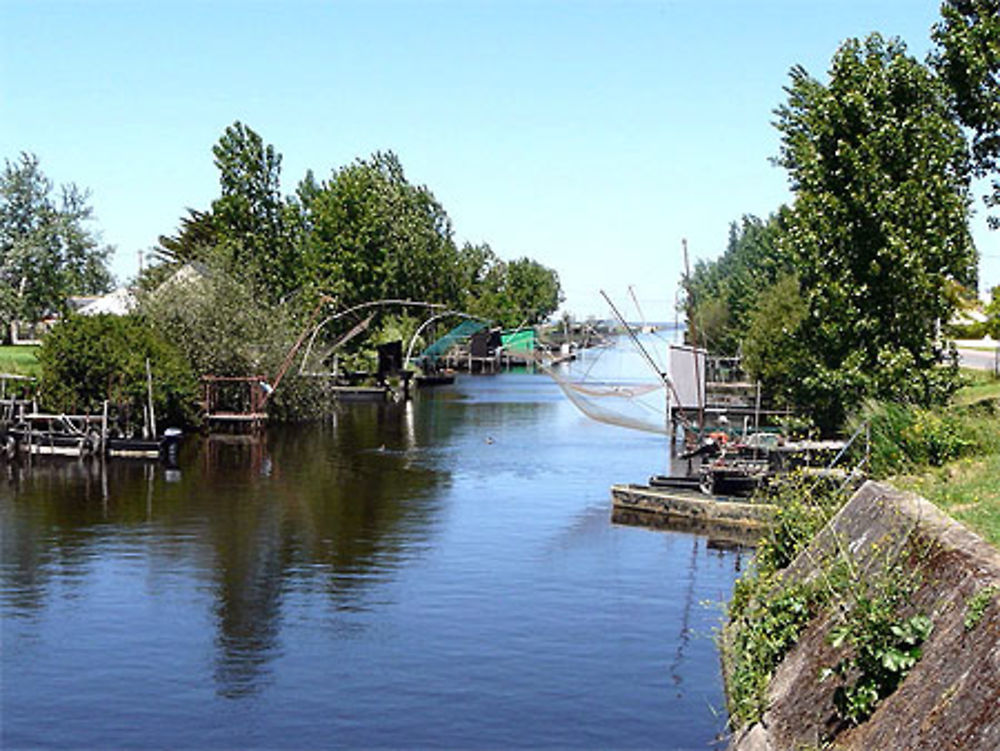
top-left (145, 358), bottom-right (157, 439)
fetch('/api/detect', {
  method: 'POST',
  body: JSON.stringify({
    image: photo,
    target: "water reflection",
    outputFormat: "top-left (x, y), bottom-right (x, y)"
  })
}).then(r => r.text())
top-left (1, 400), bottom-right (451, 698)
top-left (2, 351), bottom-right (746, 749)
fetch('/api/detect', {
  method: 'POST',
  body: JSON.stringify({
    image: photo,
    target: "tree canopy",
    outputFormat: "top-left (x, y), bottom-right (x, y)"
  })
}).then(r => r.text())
top-left (932, 0), bottom-right (1000, 228)
top-left (771, 34), bottom-right (976, 428)
top-left (151, 124), bottom-right (563, 328)
top-left (0, 153), bottom-right (113, 339)
top-left (686, 33), bottom-right (980, 432)
top-left (299, 151), bottom-right (465, 310)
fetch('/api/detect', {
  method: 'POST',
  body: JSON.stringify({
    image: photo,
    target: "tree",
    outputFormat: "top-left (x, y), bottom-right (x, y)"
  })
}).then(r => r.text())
top-left (932, 0), bottom-right (1000, 228)
top-left (774, 34), bottom-right (977, 430)
top-left (741, 274), bottom-right (809, 406)
top-left (210, 122), bottom-right (301, 299)
top-left (300, 151), bottom-right (464, 309)
top-left (139, 251), bottom-right (325, 421)
top-left (0, 153), bottom-right (113, 338)
top-left (684, 214), bottom-right (790, 354)
top-left (468, 256), bottom-right (563, 327)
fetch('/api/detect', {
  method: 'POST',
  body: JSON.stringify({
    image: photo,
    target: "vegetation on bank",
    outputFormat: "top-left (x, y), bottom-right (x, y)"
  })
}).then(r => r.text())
top-left (724, 368), bottom-right (1000, 733)
top-left (0, 345), bottom-right (40, 377)
top-left (685, 0), bottom-right (999, 435)
top-left (887, 370), bottom-right (1000, 548)
top-left (3, 124), bottom-right (565, 425)
top-left (724, 475), bottom-right (935, 734)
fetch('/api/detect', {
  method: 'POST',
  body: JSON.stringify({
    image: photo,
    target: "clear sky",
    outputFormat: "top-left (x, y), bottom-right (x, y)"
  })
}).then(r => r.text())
top-left (3, 0), bottom-right (997, 319)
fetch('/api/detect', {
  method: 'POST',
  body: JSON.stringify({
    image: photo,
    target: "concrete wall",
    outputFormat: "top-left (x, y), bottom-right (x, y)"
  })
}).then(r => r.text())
top-left (727, 481), bottom-right (1000, 750)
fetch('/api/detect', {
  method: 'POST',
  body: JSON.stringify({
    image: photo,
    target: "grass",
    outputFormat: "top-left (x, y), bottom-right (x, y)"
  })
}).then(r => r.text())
top-left (0, 345), bottom-right (41, 377)
top-left (891, 370), bottom-right (1000, 548)
top-left (894, 455), bottom-right (1000, 548)
top-left (953, 368), bottom-right (1000, 406)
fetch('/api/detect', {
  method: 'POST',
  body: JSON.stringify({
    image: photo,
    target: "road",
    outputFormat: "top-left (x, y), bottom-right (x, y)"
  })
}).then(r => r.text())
top-left (958, 346), bottom-right (999, 372)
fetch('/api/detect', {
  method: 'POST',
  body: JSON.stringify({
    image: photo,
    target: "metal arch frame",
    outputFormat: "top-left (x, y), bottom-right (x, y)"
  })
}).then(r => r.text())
top-left (402, 309), bottom-right (490, 370)
top-left (297, 299), bottom-right (490, 376)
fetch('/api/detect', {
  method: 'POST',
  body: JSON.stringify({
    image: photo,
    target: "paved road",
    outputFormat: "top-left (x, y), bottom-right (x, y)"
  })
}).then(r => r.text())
top-left (958, 346), bottom-right (999, 372)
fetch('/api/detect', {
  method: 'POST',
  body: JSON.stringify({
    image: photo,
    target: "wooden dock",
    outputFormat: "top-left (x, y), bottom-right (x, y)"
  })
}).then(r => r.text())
top-left (611, 483), bottom-right (776, 534)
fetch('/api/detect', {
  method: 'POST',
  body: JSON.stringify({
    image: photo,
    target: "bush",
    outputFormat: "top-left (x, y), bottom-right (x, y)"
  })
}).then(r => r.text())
top-left (852, 400), bottom-right (982, 476)
top-left (37, 314), bottom-right (198, 427)
top-left (139, 259), bottom-right (328, 421)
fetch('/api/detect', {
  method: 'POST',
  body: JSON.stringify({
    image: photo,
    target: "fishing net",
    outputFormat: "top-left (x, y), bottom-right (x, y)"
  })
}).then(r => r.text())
top-left (526, 342), bottom-right (676, 435)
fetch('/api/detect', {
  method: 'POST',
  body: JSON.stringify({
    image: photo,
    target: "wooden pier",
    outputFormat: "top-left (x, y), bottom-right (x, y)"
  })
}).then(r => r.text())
top-left (611, 483), bottom-right (776, 533)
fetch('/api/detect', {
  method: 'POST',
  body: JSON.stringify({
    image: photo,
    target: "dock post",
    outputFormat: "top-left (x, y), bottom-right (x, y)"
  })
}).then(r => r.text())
top-left (101, 400), bottom-right (108, 457)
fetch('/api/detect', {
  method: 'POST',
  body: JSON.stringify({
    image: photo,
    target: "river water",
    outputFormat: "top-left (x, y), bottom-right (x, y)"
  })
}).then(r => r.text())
top-left (2, 335), bottom-right (745, 750)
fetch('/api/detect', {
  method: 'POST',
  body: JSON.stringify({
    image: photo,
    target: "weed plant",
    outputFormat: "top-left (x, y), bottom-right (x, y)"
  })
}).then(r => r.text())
top-left (724, 474), bottom-right (933, 733)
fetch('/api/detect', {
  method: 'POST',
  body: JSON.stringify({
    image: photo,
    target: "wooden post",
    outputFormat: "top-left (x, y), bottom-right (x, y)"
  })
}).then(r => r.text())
top-left (145, 358), bottom-right (157, 439)
top-left (101, 400), bottom-right (108, 457)
top-left (683, 239), bottom-right (705, 437)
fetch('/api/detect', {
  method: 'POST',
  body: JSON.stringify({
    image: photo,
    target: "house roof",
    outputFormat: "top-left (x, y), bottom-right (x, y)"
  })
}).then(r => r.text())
top-left (77, 287), bottom-right (137, 316)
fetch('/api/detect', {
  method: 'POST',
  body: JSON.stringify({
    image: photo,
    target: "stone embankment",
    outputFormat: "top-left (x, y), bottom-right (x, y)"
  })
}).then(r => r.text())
top-left (726, 481), bottom-right (1000, 750)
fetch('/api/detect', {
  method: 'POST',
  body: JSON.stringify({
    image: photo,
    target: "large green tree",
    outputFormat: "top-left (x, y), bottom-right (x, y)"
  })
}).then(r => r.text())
top-left (684, 213), bottom-right (790, 355)
top-left (773, 34), bottom-right (977, 430)
top-left (932, 0), bottom-right (1000, 228)
top-left (299, 151), bottom-right (465, 309)
top-left (0, 153), bottom-right (113, 338)
top-left (210, 122), bottom-right (301, 299)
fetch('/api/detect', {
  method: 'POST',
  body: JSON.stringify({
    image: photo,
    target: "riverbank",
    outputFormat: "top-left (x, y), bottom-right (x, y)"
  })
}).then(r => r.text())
top-left (889, 370), bottom-right (1000, 548)
top-left (720, 373), bottom-right (1000, 748)
top-left (724, 482), bottom-right (1000, 750)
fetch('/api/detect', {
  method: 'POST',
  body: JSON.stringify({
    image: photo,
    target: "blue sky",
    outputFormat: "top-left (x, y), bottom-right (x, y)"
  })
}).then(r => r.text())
top-left (3, 0), bottom-right (996, 319)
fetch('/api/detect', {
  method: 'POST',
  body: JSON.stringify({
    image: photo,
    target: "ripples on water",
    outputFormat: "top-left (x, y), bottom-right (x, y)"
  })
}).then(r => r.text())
top-left (2, 341), bottom-right (746, 749)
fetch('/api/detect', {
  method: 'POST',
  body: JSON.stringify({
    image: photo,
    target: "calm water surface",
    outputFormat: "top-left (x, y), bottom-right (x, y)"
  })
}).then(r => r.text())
top-left (2, 339), bottom-right (746, 750)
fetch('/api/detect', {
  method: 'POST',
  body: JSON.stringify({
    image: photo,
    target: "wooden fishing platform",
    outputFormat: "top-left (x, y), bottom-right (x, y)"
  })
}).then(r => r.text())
top-left (611, 483), bottom-right (776, 532)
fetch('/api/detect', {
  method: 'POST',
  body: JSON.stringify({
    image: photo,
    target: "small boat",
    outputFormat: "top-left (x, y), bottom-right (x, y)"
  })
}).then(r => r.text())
top-left (106, 427), bottom-right (183, 461)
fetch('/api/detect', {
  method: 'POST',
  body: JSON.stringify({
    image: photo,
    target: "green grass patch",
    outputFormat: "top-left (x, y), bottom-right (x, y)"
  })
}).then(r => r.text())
top-left (953, 369), bottom-right (1000, 406)
top-left (894, 454), bottom-right (1000, 548)
top-left (0, 345), bottom-right (41, 377)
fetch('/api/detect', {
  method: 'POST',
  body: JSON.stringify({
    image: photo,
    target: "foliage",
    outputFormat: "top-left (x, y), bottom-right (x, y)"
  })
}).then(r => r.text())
top-left (987, 285), bottom-right (1000, 336)
top-left (725, 475), bottom-right (933, 732)
top-left (726, 576), bottom-right (822, 727)
top-left (824, 567), bottom-right (932, 726)
top-left (773, 34), bottom-right (976, 431)
top-left (210, 122), bottom-right (301, 300)
top-left (0, 153), bottom-right (113, 339)
top-left (468, 255), bottom-right (563, 327)
top-left (37, 314), bottom-right (198, 426)
top-left (851, 400), bottom-right (990, 476)
top-left (151, 208), bottom-right (218, 269)
top-left (754, 472), bottom-right (850, 573)
top-left (725, 475), bottom-right (848, 727)
top-left (964, 584), bottom-right (998, 630)
top-left (299, 151), bottom-right (466, 311)
top-left (684, 214), bottom-right (789, 355)
top-left (932, 0), bottom-right (1000, 228)
top-left (740, 274), bottom-right (809, 406)
top-left (139, 253), bottom-right (326, 421)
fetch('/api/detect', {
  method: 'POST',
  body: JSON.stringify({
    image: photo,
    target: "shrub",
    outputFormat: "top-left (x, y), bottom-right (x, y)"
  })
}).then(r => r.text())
top-left (37, 314), bottom-right (198, 427)
top-left (852, 400), bottom-right (982, 476)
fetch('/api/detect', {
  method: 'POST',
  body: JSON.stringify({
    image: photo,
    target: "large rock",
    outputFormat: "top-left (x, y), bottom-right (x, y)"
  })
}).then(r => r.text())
top-left (727, 481), bottom-right (1000, 750)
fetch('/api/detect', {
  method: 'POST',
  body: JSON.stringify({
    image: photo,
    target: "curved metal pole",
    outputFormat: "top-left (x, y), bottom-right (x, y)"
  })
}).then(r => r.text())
top-left (298, 299), bottom-right (449, 376)
top-left (403, 310), bottom-right (490, 370)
